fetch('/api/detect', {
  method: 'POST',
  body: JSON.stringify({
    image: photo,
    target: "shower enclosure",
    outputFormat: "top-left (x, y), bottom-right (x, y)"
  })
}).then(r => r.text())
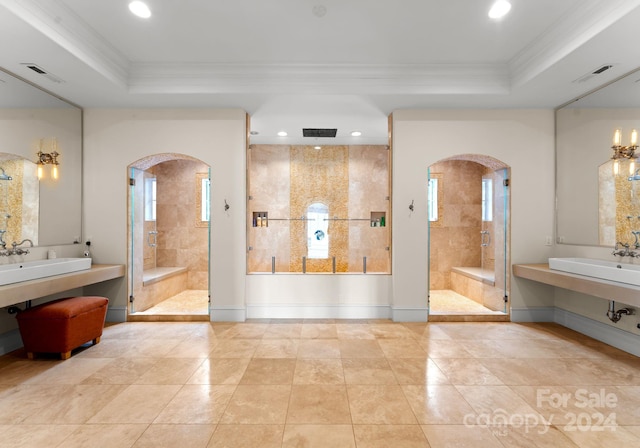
top-left (427, 157), bottom-right (510, 318)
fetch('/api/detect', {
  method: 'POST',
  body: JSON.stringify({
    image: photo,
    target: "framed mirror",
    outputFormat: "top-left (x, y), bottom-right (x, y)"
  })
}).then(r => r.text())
top-left (0, 68), bottom-right (82, 247)
top-left (556, 68), bottom-right (640, 247)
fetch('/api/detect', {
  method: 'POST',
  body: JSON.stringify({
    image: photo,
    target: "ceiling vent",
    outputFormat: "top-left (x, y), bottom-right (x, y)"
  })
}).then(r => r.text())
top-left (20, 63), bottom-right (64, 83)
top-left (303, 128), bottom-right (337, 138)
top-left (573, 64), bottom-right (614, 84)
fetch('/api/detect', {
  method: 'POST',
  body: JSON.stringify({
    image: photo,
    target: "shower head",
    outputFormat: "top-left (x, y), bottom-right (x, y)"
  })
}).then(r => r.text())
top-left (0, 167), bottom-right (12, 181)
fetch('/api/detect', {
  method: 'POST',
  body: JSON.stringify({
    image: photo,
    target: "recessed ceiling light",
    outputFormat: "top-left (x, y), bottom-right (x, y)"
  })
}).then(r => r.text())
top-left (129, 1), bottom-right (151, 19)
top-left (277, 131), bottom-right (288, 137)
top-left (351, 131), bottom-right (362, 137)
top-left (488, 0), bottom-right (511, 19)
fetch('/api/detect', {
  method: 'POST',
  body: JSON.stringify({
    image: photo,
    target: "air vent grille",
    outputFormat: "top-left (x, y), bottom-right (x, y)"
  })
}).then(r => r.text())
top-left (20, 63), bottom-right (64, 83)
top-left (573, 64), bottom-right (614, 84)
top-left (303, 128), bottom-right (337, 138)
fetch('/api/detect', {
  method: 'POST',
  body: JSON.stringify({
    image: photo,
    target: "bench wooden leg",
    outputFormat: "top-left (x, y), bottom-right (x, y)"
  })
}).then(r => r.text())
top-left (61, 351), bottom-right (71, 360)
top-left (93, 336), bottom-right (101, 345)
top-left (27, 352), bottom-right (34, 360)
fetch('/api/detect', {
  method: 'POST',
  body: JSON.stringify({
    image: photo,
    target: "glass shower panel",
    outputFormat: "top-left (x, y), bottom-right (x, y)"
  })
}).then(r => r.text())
top-left (495, 168), bottom-right (510, 313)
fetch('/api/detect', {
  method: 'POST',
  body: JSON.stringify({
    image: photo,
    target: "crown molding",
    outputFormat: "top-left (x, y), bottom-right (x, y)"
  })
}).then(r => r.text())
top-left (509, 0), bottom-right (640, 88)
top-left (128, 62), bottom-right (510, 95)
top-left (0, 0), bottom-right (130, 87)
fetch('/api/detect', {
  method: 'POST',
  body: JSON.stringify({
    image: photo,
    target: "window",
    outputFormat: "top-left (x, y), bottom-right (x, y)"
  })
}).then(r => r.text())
top-left (144, 177), bottom-right (156, 221)
top-left (307, 202), bottom-right (329, 259)
top-left (201, 177), bottom-right (210, 222)
top-left (482, 178), bottom-right (493, 222)
top-left (427, 178), bottom-right (438, 222)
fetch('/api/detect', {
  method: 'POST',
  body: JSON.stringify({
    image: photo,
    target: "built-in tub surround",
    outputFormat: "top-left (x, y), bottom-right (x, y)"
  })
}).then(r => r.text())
top-left (248, 145), bottom-right (390, 273)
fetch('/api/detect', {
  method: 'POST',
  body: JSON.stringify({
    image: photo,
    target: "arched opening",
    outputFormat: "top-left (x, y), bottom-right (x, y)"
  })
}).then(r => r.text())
top-left (127, 153), bottom-right (211, 321)
top-left (427, 154), bottom-right (510, 321)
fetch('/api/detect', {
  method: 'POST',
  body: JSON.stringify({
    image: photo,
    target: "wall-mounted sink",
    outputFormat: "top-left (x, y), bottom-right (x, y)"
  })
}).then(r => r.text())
top-left (549, 257), bottom-right (640, 287)
top-left (0, 258), bottom-right (92, 286)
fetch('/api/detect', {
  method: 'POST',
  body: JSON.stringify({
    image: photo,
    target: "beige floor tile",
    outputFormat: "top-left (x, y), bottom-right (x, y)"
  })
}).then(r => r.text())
top-left (613, 386), bottom-right (640, 425)
top-left (119, 338), bottom-right (183, 358)
top-left (347, 384), bottom-right (417, 424)
top-left (73, 338), bottom-right (134, 358)
top-left (558, 425), bottom-right (640, 448)
top-left (61, 424), bottom-right (149, 448)
top-left (353, 424), bottom-right (429, 448)
top-left (297, 339), bottom-right (341, 358)
top-left (164, 337), bottom-right (221, 358)
top-left (389, 358), bottom-right (450, 385)
top-left (208, 425), bottom-right (284, 448)
top-left (369, 323), bottom-right (415, 339)
top-left (339, 339), bottom-right (385, 358)
top-left (336, 324), bottom-right (376, 339)
top-left (377, 339), bottom-right (427, 358)
top-left (456, 385), bottom-right (544, 420)
top-left (494, 425), bottom-right (579, 447)
top-left (154, 384), bottom-right (236, 424)
top-left (134, 357), bottom-right (204, 384)
top-left (283, 424), bottom-right (356, 447)
top-left (262, 323), bottom-right (303, 339)
top-left (422, 424), bottom-right (505, 447)
top-left (187, 358), bottom-right (251, 384)
top-left (81, 357), bottom-right (159, 385)
top-left (133, 424), bottom-right (216, 448)
top-left (293, 358), bottom-right (345, 384)
top-left (300, 323), bottom-right (338, 339)
top-left (287, 384), bottom-right (352, 424)
top-left (416, 338), bottom-right (472, 358)
top-left (219, 323), bottom-right (269, 339)
top-left (479, 358), bottom-right (560, 386)
top-left (88, 384), bottom-right (181, 423)
top-left (240, 358), bottom-right (296, 385)
top-left (24, 384), bottom-right (127, 424)
top-left (0, 359), bottom-right (56, 385)
top-left (431, 358), bottom-right (504, 385)
top-left (22, 358), bottom-right (113, 385)
top-left (0, 384), bottom-right (70, 424)
top-left (0, 424), bottom-right (80, 448)
top-left (208, 339), bottom-right (259, 358)
top-left (220, 385), bottom-right (291, 424)
top-left (342, 358), bottom-right (397, 384)
top-left (253, 339), bottom-right (300, 358)
top-left (412, 325), bottom-right (453, 340)
top-left (402, 385), bottom-right (477, 424)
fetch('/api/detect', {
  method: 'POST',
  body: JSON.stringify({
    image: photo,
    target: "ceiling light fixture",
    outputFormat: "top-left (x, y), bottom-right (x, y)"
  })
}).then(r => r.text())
top-left (488, 0), bottom-right (511, 19)
top-left (129, 1), bottom-right (151, 19)
top-left (611, 128), bottom-right (638, 176)
top-left (351, 131), bottom-right (362, 137)
top-left (277, 131), bottom-right (288, 137)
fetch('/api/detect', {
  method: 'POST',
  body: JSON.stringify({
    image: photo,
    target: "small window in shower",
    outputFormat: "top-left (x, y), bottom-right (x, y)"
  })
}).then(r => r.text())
top-left (201, 177), bottom-right (210, 222)
top-left (144, 177), bottom-right (156, 221)
top-left (427, 178), bottom-right (438, 222)
top-left (482, 178), bottom-right (493, 222)
top-left (307, 202), bottom-right (329, 259)
top-left (195, 172), bottom-right (210, 227)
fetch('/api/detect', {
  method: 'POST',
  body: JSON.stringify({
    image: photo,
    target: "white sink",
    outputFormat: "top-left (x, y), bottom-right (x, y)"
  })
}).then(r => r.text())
top-left (0, 258), bottom-right (92, 286)
top-left (549, 257), bottom-right (640, 287)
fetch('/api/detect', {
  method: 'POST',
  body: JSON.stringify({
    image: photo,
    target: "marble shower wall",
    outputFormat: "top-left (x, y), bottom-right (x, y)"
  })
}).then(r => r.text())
top-left (155, 159), bottom-right (209, 289)
top-left (248, 145), bottom-right (390, 273)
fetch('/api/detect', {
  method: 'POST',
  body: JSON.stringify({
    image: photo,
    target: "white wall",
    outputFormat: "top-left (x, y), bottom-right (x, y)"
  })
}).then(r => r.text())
top-left (82, 109), bottom-right (247, 320)
top-left (392, 110), bottom-right (557, 320)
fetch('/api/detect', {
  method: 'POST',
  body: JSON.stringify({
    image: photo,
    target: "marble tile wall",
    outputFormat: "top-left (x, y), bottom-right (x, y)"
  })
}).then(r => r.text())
top-left (155, 160), bottom-right (209, 290)
top-left (248, 145), bottom-right (390, 273)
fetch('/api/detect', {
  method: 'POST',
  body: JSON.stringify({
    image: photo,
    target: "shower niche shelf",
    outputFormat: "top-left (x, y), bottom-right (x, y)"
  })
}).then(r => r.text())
top-left (252, 211), bottom-right (268, 227)
top-left (370, 211), bottom-right (386, 227)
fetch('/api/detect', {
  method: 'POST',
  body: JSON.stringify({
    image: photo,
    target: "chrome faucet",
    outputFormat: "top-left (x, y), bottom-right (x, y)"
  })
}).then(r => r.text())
top-left (612, 242), bottom-right (630, 256)
top-left (8, 239), bottom-right (33, 256)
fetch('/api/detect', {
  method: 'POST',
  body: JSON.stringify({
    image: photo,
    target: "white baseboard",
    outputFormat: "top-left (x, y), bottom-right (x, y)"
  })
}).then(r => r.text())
top-left (392, 307), bottom-right (429, 322)
top-left (0, 329), bottom-right (23, 356)
top-left (246, 304), bottom-right (390, 320)
top-left (211, 306), bottom-right (246, 322)
top-left (554, 308), bottom-right (640, 357)
top-left (510, 307), bottom-right (556, 322)
top-left (106, 306), bottom-right (127, 323)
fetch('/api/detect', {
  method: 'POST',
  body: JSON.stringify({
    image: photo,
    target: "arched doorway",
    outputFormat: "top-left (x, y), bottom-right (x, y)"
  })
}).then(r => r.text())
top-left (127, 153), bottom-right (211, 321)
top-left (427, 154), bottom-right (510, 322)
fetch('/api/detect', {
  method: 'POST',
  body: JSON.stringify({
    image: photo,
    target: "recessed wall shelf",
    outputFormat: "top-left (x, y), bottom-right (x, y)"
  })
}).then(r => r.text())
top-left (252, 211), bottom-right (268, 227)
top-left (370, 212), bottom-right (386, 227)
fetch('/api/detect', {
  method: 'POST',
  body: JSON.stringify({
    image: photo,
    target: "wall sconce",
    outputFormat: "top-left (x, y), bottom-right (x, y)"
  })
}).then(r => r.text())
top-left (36, 138), bottom-right (60, 180)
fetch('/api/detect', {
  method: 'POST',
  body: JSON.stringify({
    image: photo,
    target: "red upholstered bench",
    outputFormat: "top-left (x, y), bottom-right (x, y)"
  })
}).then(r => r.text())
top-left (16, 296), bottom-right (109, 360)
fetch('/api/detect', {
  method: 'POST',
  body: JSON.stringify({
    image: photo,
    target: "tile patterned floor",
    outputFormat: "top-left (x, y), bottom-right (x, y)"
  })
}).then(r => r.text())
top-left (0, 320), bottom-right (639, 447)
top-left (429, 290), bottom-right (504, 315)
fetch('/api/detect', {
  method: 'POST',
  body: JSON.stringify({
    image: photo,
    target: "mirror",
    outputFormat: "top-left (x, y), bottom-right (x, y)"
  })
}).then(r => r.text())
top-left (556, 68), bottom-right (640, 246)
top-left (0, 68), bottom-right (82, 247)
